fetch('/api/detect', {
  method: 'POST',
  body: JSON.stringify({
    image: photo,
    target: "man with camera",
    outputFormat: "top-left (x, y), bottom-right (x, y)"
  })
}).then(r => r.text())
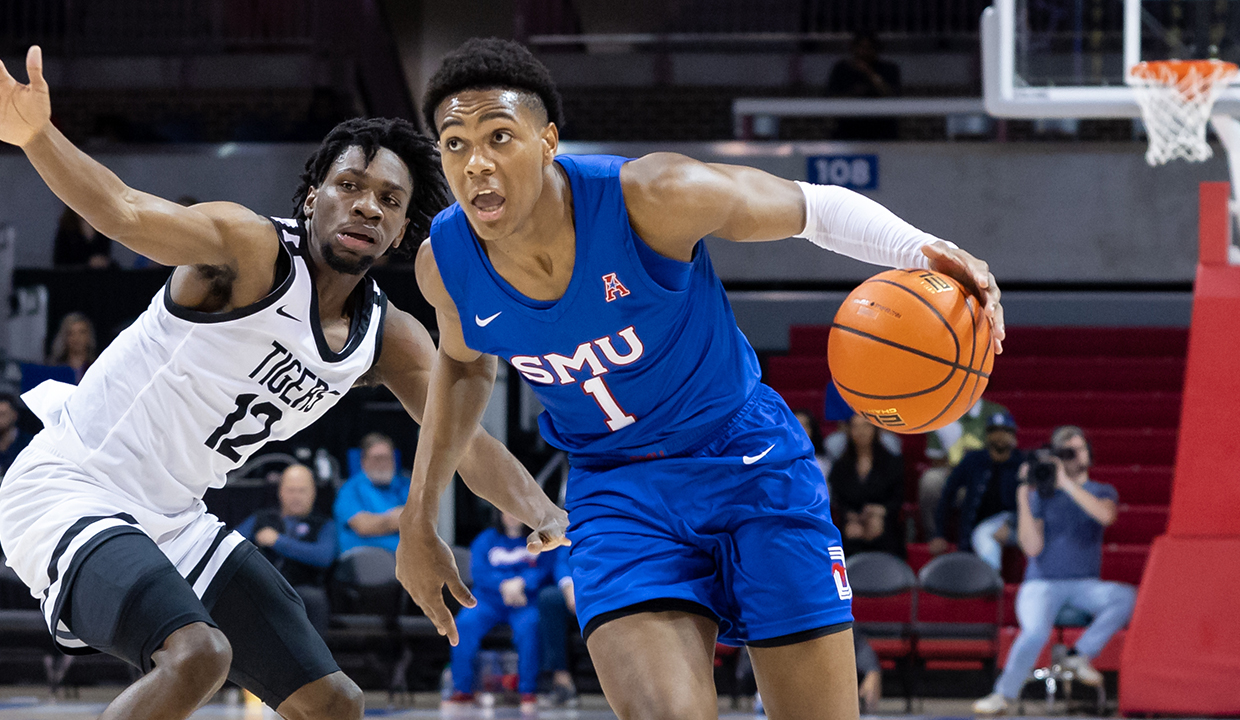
top-left (973, 426), bottom-right (1138, 715)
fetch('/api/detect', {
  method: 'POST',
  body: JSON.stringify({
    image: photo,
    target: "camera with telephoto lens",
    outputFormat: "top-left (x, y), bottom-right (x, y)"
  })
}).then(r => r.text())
top-left (1027, 446), bottom-right (1077, 498)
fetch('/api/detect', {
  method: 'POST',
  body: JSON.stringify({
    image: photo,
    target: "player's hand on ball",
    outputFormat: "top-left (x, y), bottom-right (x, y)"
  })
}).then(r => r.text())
top-left (526, 505), bottom-right (571, 554)
top-left (395, 526), bottom-right (475, 646)
top-left (922, 242), bottom-right (1005, 354)
top-left (0, 46), bottom-right (51, 148)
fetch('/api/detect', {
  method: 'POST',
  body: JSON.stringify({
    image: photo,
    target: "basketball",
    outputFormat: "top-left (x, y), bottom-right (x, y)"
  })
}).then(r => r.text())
top-left (828, 268), bottom-right (994, 434)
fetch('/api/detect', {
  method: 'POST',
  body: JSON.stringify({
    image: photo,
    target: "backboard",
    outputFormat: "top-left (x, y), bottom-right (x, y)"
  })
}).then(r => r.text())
top-left (983, 0), bottom-right (1240, 118)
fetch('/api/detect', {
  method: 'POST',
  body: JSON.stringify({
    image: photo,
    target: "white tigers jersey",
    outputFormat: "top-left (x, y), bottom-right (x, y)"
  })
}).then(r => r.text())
top-left (20, 217), bottom-right (387, 515)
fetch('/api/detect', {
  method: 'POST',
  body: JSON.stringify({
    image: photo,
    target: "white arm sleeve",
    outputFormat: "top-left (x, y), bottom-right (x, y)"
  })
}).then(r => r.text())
top-left (794, 181), bottom-right (957, 269)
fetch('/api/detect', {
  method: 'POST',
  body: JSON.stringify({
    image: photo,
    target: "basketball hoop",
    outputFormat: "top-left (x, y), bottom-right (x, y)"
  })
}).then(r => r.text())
top-left (1128, 59), bottom-right (1240, 166)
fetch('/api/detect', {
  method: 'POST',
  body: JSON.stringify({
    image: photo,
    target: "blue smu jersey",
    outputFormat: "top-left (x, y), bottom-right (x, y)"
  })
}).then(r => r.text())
top-left (429, 154), bottom-right (761, 461)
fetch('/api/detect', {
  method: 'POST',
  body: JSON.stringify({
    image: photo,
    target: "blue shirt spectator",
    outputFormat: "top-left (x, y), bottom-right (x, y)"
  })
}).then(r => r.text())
top-left (1026, 480), bottom-right (1117, 580)
top-left (333, 433), bottom-right (408, 554)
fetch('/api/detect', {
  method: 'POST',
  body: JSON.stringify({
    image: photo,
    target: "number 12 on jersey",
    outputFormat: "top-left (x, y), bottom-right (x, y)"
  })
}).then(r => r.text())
top-left (205, 393), bottom-right (284, 461)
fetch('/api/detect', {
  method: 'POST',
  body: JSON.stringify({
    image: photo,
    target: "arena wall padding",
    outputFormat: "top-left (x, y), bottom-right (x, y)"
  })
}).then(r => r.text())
top-left (1119, 183), bottom-right (1240, 716)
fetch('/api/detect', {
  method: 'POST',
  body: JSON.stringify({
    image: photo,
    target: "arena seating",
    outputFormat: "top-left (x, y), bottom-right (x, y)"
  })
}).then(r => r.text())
top-left (766, 325), bottom-right (1185, 687)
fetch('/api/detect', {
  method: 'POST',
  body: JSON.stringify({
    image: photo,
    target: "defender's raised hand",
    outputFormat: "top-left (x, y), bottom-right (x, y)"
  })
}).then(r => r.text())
top-left (0, 46), bottom-right (50, 148)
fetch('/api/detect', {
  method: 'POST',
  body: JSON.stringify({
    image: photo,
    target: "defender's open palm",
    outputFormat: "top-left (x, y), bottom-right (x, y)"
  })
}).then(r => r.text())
top-left (395, 530), bottom-right (476, 646)
top-left (0, 46), bottom-right (50, 148)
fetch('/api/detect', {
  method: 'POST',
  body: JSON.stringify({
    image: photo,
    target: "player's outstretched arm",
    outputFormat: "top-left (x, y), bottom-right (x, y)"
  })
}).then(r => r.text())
top-left (0, 46), bottom-right (269, 269)
top-left (373, 303), bottom-right (569, 550)
top-left (621, 152), bottom-right (1004, 352)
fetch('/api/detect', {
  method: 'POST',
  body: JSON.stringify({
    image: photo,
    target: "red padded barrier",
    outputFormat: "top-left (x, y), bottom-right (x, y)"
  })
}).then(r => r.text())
top-left (986, 357), bottom-right (1186, 393)
top-left (1120, 184), bottom-right (1240, 716)
top-left (905, 543), bottom-right (950, 574)
top-left (988, 392), bottom-right (1182, 429)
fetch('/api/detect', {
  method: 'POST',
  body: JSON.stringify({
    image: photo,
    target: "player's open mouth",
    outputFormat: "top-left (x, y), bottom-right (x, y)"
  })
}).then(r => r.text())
top-left (471, 190), bottom-right (506, 222)
top-left (336, 231), bottom-right (376, 251)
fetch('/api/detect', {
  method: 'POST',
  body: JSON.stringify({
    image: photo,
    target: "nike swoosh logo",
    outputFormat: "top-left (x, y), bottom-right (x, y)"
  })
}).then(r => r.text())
top-left (275, 305), bottom-right (299, 322)
top-left (742, 444), bottom-right (776, 465)
top-left (475, 311), bottom-right (502, 327)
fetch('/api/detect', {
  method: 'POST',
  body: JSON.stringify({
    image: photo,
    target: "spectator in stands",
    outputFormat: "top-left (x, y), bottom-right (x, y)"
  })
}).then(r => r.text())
top-left (973, 426), bottom-right (1137, 715)
top-left (46, 312), bottom-right (97, 383)
top-left (0, 394), bottom-right (32, 478)
top-left (825, 30), bottom-right (901, 140)
top-left (855, 630), bottom-right (883, 713)
top-left (917, 396), bottom-right (1011, 539)
top-left (537, 545), bottom-right (578, 707)
top-left (929, 410), bottom-right (1026, 570)
top-left (236, 464), bottom-right (336, 635)
top-left (829, 413), bottom-right (905, 557)
top-left (333, 433), bottom-right (407, 554)
top-left (793, 408), bottom-right (830, 478)
top-left (52, 205), bottom-right (113, 269)
top-left (447, 510), bottom-right (557, 710)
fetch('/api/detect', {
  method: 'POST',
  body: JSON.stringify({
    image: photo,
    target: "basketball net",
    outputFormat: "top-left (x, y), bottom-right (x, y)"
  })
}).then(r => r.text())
top-left (1127, 60), bottom-right (1239, 166)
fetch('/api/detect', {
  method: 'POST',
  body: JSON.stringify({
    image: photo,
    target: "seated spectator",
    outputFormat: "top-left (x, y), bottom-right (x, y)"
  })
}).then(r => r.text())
top-left (334, 433), bottom-right (407, 554)
top-left (47, 313), bottom-right (97, 383)
top-left (825, 30), bottom-right (901, 140)
top-left (973, 426), bottom-right (1137, 715)
top-left (237, 464), bottom-right (336, 634)
top-left (929, 410), bottom-right (1026, 570)
top-left (822, 381), bottom-right (902, 474)
top-left (537, 545), bottom-right (577, 707)
top-left (0, 393), bottom-right (33, 478)
top-left (53, 206), bottom-right (113, 269)
top-left (792, 408), bottom-right (830, 478)
top-left (829, 413), bottom-right (905, 557)
top-left (448, 511), bottom-right (556, 710)
top-left (855, 630), bottom-right (883, 714)
top-left (917, 396), bottom-right (1011, 539)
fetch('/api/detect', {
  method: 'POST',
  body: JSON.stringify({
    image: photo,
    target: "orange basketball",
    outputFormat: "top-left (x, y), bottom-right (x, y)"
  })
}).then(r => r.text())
top-left (828, 268), bottom-right (994, 434)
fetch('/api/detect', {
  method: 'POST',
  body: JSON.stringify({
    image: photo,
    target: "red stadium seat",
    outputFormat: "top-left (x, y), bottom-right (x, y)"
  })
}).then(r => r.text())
top-left (986, 357), bottom-right (1185, 393)
top-left (914, 553), bottom-right (1004, 671)
top-left (766, 356), bottom-right (830, 391)
top-left (1017, 428), bottom-right (1177, 466)
top-left (1089, 466), bottom-right (1174, 505)
top-left (999, 327), bottom-right (1188, 358)
top-left (987, 392), bottom-right (1181, 430)
top-left (1105, 505), bottom-right (1169, 545)
top-left (774, 389), bottom-right (825, 423)
top-left (1101, 544), bottom-right (1150, 585)
top-left (905, 543), bottom-right (951, 574)
top-left (788, 325), bottom-right (831, 356)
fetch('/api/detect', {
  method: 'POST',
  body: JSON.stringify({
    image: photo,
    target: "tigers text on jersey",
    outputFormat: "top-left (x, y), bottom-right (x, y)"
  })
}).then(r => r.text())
top-left (20, 217), bottom-right (386, 515)
top-left (430, 154), bottom-right (761, 463)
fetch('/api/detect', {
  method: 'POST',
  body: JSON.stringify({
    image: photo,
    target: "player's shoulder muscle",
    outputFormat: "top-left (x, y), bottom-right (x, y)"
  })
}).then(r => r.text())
top-left (621, 152), bottom-right (731, 257)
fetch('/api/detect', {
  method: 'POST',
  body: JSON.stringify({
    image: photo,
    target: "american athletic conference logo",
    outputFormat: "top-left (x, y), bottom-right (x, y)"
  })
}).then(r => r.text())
top-left (829, 547), bottom-right (852, 600)
top-left (602, 273), bottom-right (630, 302)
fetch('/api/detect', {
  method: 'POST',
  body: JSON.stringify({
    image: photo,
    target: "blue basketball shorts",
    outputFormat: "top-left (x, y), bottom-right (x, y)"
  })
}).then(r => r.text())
top-left (565, 384), bottom-right (854, 647)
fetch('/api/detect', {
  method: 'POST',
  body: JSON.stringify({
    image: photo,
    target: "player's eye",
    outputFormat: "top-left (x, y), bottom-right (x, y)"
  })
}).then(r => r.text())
top-left (340, 180), bottom-right (357, 191)
top-left (383, 196), bottom-right (400, 207)
top-left (445, 138), bottom-right (463, 152)
top-left (493, 131), bottom-right (512, 144)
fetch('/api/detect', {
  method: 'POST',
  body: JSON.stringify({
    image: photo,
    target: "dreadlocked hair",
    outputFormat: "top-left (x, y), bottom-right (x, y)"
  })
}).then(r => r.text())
top-left (422, 37), bottom-right (564, 137)
top-left (292, 117), bottom-right (450, 258)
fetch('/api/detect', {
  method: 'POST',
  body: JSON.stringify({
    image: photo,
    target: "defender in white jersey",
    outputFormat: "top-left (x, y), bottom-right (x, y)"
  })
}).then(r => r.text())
top-left (0, 46), bottom-right (568, 720)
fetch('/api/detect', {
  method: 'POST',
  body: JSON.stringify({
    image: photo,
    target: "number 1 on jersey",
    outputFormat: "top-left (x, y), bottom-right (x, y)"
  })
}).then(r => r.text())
top-left (582, 376), bottom-right (636, 431)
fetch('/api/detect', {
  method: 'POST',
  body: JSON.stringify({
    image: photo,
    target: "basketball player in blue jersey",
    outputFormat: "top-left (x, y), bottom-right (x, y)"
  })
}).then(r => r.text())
top-left (0, 47), bottom-right (566, 720)
top-left (397, 38), bottom-right (1006, 720)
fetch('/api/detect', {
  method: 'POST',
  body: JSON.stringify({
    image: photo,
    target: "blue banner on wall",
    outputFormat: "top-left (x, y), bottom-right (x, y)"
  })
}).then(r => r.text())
top-left (807, 154), bottom-right (879, 190)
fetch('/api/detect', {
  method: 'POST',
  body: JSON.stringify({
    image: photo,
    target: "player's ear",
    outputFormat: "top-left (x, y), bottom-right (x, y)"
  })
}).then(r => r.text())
top-left (304, 187), bottom-right (317, 218)
top-left (540, 122), bottom-right (559, 166)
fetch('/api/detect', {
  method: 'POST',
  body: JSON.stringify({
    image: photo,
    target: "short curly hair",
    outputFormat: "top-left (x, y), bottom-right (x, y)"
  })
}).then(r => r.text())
top-left (292, 117), bottom-right (450, 257)
top-left (422, 37), bottom-right (564, 137)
